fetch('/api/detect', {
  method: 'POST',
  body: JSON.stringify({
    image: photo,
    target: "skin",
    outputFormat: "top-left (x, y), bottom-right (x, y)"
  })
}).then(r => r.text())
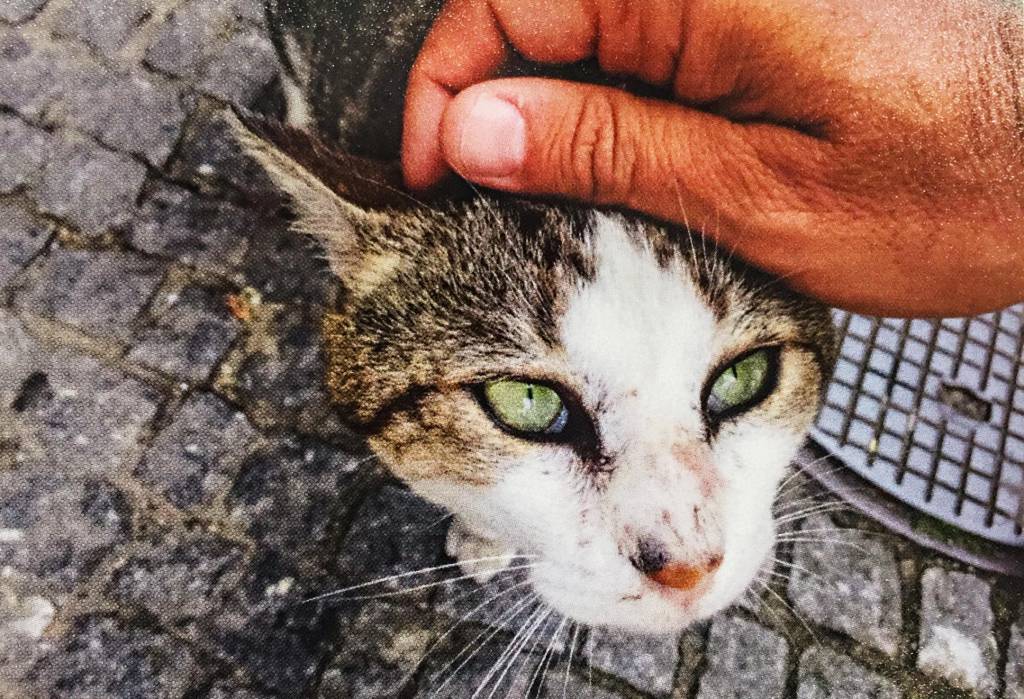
top-left (402, 0), bottom-right (1024, 317)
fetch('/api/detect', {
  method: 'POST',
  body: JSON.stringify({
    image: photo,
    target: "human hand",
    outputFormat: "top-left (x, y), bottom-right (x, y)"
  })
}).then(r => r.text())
top-left (402, 0), bottom-right (1024, 317)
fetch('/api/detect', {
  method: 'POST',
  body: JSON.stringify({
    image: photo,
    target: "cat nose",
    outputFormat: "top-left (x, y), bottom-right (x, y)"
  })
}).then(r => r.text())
top-left (631, 539), bottom-right (723, 591)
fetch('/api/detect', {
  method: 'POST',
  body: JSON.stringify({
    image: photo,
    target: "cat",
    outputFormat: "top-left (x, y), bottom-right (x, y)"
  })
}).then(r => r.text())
top-left (233, 0), bottom-right (838, 635)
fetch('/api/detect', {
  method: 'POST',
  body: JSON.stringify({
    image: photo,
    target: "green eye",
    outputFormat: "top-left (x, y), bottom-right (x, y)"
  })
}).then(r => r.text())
top-left (706, 349), bottom-right (775, 418)
top-left (482, 379), bottom-right (569, 435)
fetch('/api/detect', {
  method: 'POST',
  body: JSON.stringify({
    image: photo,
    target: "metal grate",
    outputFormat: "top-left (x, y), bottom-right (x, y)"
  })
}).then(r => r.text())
top-left (811, 304), bottom-right (1024, 547)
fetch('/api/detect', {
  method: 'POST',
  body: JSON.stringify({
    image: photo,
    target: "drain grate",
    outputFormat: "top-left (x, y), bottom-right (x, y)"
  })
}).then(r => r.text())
top-left (811, 304), bottom-right (1024, 547)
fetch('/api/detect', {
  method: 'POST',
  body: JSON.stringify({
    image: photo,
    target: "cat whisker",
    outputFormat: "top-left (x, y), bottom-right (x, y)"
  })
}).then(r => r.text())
top-left (326, 564), bottom-right (539, 602)
top-left (756, 578), bottom-right (819, 644)
top-left (429, 594), bottom-right (540, 697)
top-left (772, 537), bottom-right (871, 555)
top-left (562, 623), bottom-right (581, 699)
top-left (301, 557), bottom-right (538, 603)
top-left (475, 604), bottom-right (551, 699)
top-left (402, 580), bottom-right (534, 690)
top-left (528, 615), bottom-right (568, 698)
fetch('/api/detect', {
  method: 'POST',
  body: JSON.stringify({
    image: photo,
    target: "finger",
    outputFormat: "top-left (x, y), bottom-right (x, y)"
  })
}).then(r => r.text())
top-left (438, 78), bottom-right (833, 251)
top-left (403, 0), bottom-right (508, 189)
top-left (402, 0), bottom-right (596, 190)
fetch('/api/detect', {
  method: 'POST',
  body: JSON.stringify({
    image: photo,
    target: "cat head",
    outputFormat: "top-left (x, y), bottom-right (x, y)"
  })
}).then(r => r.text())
top-left (233, 113), bottom-right (837, 634)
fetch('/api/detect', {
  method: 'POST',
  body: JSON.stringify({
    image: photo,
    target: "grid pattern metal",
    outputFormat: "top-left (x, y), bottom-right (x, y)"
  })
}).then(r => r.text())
top-left (811, 304), bottom-right (1024, 547)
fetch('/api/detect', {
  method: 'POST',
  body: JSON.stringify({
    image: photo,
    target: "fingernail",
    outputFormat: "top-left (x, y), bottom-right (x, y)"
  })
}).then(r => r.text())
top-left (456, 95), bottom-right (525, 177)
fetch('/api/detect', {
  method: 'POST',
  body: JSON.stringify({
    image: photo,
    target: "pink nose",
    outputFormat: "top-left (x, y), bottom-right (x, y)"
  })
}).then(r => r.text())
top-left (649, 555), bottom-right (723, 591)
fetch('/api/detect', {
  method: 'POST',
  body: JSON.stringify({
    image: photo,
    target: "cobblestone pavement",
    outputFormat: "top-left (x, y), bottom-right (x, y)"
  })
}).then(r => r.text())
top-left (1, 1), bottom-right (1022, 697)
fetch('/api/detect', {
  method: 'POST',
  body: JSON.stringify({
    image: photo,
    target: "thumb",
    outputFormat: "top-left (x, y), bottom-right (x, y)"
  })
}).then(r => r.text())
top-left (439, 78), bottom-right (828, 245)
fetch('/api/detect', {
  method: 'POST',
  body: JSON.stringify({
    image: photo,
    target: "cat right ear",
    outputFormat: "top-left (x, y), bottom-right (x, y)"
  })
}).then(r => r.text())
top-left (227, 110), bottom-right (406, 289)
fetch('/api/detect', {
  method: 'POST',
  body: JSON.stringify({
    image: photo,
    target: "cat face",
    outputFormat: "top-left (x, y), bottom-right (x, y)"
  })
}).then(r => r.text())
top-left (235, 116), bottom-right (836, 634)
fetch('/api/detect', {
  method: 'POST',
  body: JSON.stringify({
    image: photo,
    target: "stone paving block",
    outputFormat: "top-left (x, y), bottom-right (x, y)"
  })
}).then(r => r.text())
top-left (227, 436), bottom-right (363, 572)
top-left (15, 246), bottom-right (165, 340)
top-left (128, 183), bottom-right (253, 272)
top-left (5, 343), bottom-right (161, 477)
top-left (108, 533), bottom-right (248, 628)
top-left (916, 567), bottom-right (997, 696)
top-left (0, 28), bottom-right (94, 120)
top-left (47, 67), bottom-right (186, 167)
top-left (28, 615), bottom-right (208, 699)
top-left (696, 615), bottom-right (788, 699)
top-left (221, 303), bottom-right (346, 438)
top-left (146, 0), bottom-right (277, 107)
top-left (197, 27), bottom-right (279, 107)
top-left (35, 135), bottom-right (148, 236)
top-left (0, 570), bottom-right (57, 693)
top-left (0, 474), bottom-right (131, 591)
top-left (541, 667), bottom-right (623, 699)
top-left (134, 392), bottom-right (260, 509)
top-left (797, 646), bottom-right (901, 699)
top-left (317, 602), bottom-right (437, 698)
top-left (0, 0), bottom-right (47, 24)
top-left (583, 628), bottom-right (680, 696)
top-left (200, 549), bottom-right (336, 694)
top-left (0, 202), bottom-right (50, 290)
top-left (0, 113), bottom-right (51, 193)
top-left (166, 109), bottom-right (278, 198)
top-left (787, 514), bottom-right (902, 656)
top-left (126, 277), bottom-right (240, 383)
top-left (51, 0), bottom-right (162, 58)
top-left (333, 485), bottom-right (448, 603)
top-left (1006, 619), bottom-right (1024, 699)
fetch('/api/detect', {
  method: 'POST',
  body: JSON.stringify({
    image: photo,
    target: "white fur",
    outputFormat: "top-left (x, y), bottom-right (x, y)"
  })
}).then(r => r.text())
top-left (414, 213), bottom-right (804, 633)
top-left (281, 35), bottom-right (314, 130)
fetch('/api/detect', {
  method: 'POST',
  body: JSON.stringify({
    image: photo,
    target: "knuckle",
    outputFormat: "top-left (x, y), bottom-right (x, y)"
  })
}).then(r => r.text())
top-left (564, 92), bottom-right (636, 204)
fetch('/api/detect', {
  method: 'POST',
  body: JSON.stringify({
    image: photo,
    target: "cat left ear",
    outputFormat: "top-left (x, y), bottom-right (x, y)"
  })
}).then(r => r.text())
top-left (228, 110), bottom-right (409, 287)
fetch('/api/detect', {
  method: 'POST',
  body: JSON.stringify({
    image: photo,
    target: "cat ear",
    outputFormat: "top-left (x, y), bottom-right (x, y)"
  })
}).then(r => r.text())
top-left (228, 110), bottom-right (410, 287)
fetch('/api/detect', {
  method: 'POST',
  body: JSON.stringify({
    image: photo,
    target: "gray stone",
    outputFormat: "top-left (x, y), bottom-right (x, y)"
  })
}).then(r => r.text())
top-left (3, 341), bottom-right (161, 477)
top-left (787, 514), bottom-right (902, 656)
top-left (52, 0), bottom-right (160, 58)
top-left (697, 616), bottom-right (788, 699)
top-left (35, 136), bottom-right (147, 236)
top-left (198, 550), bottom-right (336, 694)
top-left (0, 29), bottom-right (97, 120)
top-left (227, 436), bottom-right (364, 571)
top-left (1006, 621), bottom-right (1024, 699)
top-left (197, 27), bottom-right (278, 107)
top-left (333, 485), bottom-right (448, 602)
top-left (0, 113), bottom-right (51, 193)
top-left (0, 202), bottom-right (50, 289)
top-left (29, 616), bottom-right (206, 699)
top-left (583, 628), bottom-right (679, 696)
top-left (166, 109), bottom-right (277, 198)
top-left (146, 0), bottom-right (277, 107)
top-left (0, 474), bottom-right (131, 590)
top-left (128, 183), bottom-right (253, 271)
top-left (15, 247), bottom-right (165, 340)
top-left (0, 572), bottom-right (57, 692)
top-left (916, 568), bottom-right (997, 696)
top-left (541, 667), bottom-right (623, 699)
top-left (108, 534), bottom-right (247, 626)
top-left (317, 602), bottom-right (436, 698)
top-left (48, 67), bottom-right (186, 167)
top-left (221, 303), bottom-right (346, 438)
top-left (135, 392), bottom-right (259, 509)
top-left (126, 277), bottom-right (240, 383)
top-left (797, 647), bottom-right (901, 699)
top-left (0, 0), bottom-right (46, 24)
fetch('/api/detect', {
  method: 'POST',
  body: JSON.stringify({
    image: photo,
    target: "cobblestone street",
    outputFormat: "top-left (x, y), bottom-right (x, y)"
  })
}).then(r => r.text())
top-left (1, 1), bottom-right (1022, 697)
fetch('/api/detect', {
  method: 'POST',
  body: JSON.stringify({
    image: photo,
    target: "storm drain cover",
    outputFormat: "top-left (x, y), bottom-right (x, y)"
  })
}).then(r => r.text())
top-left (811, 305), bottom-right (1024, 547)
